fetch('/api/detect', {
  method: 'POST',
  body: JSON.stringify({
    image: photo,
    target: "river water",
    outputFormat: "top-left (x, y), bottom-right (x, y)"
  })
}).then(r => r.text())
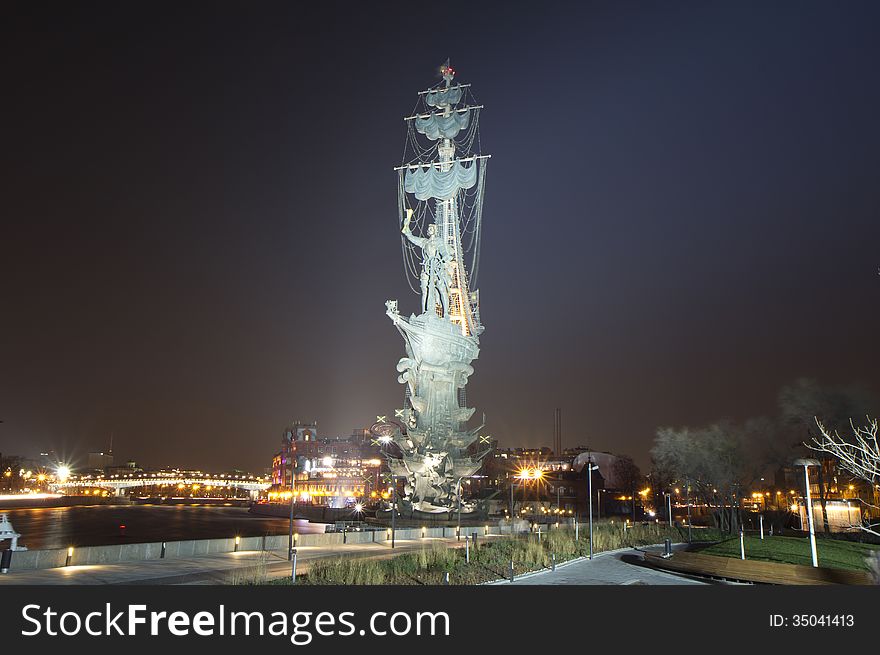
top-left (1, 504), bottom-right (326, 550)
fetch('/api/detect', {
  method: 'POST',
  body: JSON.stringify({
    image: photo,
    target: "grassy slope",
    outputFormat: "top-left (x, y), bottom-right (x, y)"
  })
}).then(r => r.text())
top-left (265, 523), bottom-right (724, 585)
top-left (699, 535), bottom-right (880, 571)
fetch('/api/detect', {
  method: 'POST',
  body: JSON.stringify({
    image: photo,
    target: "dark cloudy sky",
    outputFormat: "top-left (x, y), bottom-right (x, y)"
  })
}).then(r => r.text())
top-left (2, 1), bottom-right (878, 473)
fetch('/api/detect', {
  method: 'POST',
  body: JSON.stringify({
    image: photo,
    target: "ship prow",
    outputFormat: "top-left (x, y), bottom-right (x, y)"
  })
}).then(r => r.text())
top-left (387, 304), bottom-right (479, 366)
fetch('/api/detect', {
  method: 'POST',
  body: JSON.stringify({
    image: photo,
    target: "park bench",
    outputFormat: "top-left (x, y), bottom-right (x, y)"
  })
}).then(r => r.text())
top-left (644, 551), bottom-right (873, 585)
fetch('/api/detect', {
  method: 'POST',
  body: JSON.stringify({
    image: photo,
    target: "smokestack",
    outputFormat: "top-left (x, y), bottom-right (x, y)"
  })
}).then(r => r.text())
top-left (553, 408), bottom-right (562, 457)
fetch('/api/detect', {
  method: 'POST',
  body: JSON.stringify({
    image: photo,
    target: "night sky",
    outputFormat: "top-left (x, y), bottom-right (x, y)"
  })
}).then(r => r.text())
top-left (3, 1), bottom-right (879, 473)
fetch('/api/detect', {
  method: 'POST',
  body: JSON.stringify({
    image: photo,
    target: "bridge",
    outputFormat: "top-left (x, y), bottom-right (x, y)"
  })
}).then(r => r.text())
top-left (49, 472), bottom-right (270, 498)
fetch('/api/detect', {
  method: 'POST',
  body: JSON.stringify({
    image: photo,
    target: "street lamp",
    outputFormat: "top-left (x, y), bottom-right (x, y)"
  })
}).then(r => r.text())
top-left (794, 458), bottom-right (820, 567)
top-left (508, 476), bottom-right (529, 532)
top-left (509, 475), bottom-right (517, 523)
top-left (457, 475), bottom-right (486, 541)
top-left (288, 450), bottom-right (296, 562)
top-left (685, 478), bottom-right (692, 543)
top-left (663, 491), bottom-right (672, 527)
top-left (388, 474), bottom-right (407, 548)
top-left (585, 456), bottom-right (599, 560)
top-left (512, 467), bottom-right (542, 527)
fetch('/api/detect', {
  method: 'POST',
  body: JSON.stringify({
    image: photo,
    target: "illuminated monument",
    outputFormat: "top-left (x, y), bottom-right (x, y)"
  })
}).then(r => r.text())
top-left (381, 62), bottom-right (492, 520)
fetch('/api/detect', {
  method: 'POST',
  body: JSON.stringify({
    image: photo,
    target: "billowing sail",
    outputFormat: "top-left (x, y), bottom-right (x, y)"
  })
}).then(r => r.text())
top-left (404, 160), bottom-right (478, 201)
top-left (415, 110), bottom-right (471, 140)
top-left (426, 86), bottom-right (462, 108)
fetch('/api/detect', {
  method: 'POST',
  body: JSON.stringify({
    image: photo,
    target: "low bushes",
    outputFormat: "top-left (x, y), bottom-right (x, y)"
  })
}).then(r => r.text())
top-left (276, 521), bottom-right (715, 585)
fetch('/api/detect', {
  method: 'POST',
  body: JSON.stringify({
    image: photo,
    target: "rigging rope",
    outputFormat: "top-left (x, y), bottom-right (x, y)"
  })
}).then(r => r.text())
top-left (397, 81), bottom-right (486, 300)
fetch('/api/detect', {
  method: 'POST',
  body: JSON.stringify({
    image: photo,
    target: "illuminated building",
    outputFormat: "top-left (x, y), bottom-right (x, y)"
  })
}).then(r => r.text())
top-left (268, 423), bottom-right (383, 507)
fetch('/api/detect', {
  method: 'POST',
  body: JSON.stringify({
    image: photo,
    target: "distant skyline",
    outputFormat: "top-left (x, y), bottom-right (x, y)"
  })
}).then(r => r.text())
top-left (3, 1), bottom-right (879, 472)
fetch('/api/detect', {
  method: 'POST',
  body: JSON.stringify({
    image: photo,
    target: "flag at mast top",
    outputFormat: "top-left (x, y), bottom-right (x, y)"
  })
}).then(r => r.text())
top-left (441, 59), bottom-right (455, 86)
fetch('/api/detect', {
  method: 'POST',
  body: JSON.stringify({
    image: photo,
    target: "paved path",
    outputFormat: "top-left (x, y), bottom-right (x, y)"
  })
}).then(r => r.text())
top-left (499, 545), bottom-right (727, 585)
top-left (0, 536), bottom-right (478, 585)
top-left (0, 539), bottom-right (729, 586)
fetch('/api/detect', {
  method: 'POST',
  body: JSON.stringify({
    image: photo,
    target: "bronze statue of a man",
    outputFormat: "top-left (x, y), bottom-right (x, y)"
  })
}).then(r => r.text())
top-left (402, 209), bottom-right (452, 316)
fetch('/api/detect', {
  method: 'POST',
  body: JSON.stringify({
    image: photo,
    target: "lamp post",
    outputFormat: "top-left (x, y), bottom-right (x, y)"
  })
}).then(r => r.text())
top-left (389, 475), bottom-right (403, 549)
top-left (511, 469), bottom-right (543, 530)
top-left (456, 475), bottom-right (486, 541)
top-left (287, 447), bottom-right (296, 562)
top-left (457, 478), bottom-right (463, 540)
top-left (794, 458), bottom-right (820, 567)
top-left (664, 491), bottom-right (672, 527)
top-left (509, 478), bottom-right (529, 532)
top-left (586, 456), bottom-right (599, 559)
top-left (686, 479), bottom-right (692, 543)
top-left (533, 474), bottom-right (539, 525)
top-left (509, 476), bottom-right (516, 523)
top-left (386, 473), bottom-right (411, 549)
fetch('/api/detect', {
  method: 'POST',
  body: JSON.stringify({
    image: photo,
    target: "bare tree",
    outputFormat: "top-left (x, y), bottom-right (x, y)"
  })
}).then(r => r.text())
top-left (809, 416), bottom-right (880, 538)
top-left (779, 378), bottom-right (876, 532)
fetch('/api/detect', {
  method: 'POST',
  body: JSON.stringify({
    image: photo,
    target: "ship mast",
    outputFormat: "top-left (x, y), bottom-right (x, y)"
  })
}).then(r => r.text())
top-left (395, 60), bottom-right (488, 338)
top-left (436, 61), bottom-right (475, 336)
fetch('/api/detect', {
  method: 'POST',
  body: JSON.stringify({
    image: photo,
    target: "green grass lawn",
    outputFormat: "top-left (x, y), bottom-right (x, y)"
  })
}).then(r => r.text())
top-left (699, 535), bottom-right (880, 571)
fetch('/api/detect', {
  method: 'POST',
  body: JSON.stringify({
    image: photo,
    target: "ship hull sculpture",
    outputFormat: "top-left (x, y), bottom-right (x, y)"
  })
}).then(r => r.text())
top-left (378, 63), bottom-right (492, 522)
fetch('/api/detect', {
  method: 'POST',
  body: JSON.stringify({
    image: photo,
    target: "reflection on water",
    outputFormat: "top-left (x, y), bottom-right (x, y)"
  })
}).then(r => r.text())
top-left (2, 505), bottom-right (325, 550)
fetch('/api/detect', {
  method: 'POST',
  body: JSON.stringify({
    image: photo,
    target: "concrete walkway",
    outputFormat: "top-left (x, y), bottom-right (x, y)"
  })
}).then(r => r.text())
top-left (0, 539), bottom-right (729, 586)
top-left (499, 544), bottom-right (727, 585)
top-left (0, 536), bottom-right (478, 585)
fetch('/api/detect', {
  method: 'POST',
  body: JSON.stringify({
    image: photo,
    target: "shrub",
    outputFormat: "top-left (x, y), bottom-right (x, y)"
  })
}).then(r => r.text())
top-left (276, 521), bottom-right (704, 585)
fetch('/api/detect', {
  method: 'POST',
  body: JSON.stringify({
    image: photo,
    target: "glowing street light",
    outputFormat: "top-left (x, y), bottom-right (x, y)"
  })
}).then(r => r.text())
top-left (56, 465), bottom-right (71, 482)
top-left (516, 467), bottom-right (544, 481)
top-left (457, 474), bottom-right (487, 540)
top-left (794, 458), bottom-right (820, 567)
top-left (584, 455), bottom-right (599, 559)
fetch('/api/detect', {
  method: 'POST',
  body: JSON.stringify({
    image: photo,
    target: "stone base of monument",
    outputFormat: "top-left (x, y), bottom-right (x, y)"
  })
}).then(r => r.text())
top-left (370, 508), bottom-right (489, 527)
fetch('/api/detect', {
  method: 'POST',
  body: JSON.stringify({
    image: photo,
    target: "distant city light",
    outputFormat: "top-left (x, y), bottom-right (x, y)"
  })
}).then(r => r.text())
top-left (56, 465), bottom-right (71, 481)
top-left (0, 493), bottom-right (62, 501)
